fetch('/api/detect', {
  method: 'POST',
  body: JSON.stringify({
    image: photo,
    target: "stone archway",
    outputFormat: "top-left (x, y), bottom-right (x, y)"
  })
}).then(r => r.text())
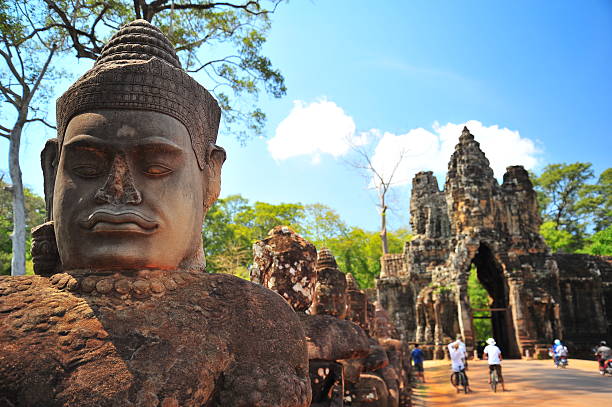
top-left (469, 243), bottom-right (521, 358)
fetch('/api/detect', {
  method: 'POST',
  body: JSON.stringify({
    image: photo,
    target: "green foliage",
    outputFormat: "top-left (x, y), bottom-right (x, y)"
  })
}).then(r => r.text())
top-left (578, 226), bottom-right (612, 256)
top-left (578, 168), bottom-right (612, 232)
top-left (532, 163), bottom-right (611, 252)
top-left (467, 265), bottom-right (493, 342)
top-left (202, 194), bottom-right (412, 288)
top-left (0, 178), bottom-right (46, 275)
top-left (308, 226), bottom-right (411, 289)
top-left (203, 195), bottom-right (304, 279)
top-left (539, 221), bottom-right (578, 253)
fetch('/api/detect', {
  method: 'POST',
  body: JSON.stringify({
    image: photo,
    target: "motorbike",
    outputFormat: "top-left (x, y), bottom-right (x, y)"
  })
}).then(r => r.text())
top-left (599, 358), bottom-right (612, 376)
top-left (555, 355), bottom-right (568, 368)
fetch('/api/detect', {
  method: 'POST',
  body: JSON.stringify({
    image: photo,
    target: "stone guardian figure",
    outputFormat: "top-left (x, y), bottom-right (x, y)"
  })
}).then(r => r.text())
top-left (0, 20), bottom-right (310, 407)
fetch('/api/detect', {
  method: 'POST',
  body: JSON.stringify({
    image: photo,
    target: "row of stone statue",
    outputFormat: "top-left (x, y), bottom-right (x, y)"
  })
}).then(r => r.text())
top-left (0, 19), bottom-right (410, 406)
top-left (251, 226), bottom-right (412, 407)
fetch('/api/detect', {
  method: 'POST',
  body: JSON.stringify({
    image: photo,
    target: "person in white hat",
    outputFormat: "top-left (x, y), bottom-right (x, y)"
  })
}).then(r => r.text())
top-left (483, 338), bottom-right (506, 391)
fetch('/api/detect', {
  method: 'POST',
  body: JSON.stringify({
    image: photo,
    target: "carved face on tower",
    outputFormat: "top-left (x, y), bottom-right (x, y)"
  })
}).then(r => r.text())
top-left (44, 20), bottom-right (225, 272)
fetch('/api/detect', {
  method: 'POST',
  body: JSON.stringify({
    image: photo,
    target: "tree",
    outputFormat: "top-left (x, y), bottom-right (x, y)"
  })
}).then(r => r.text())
top-left (203, 195), bottom-right (304, 278)
top-left (539, 221), bottom-right (577, 253)
top-left (533, 162), bottom-right (594, 251)
top-left (0, 176), bottom-right (46, 275)
top-left (44, 0), bottom-right (285, 143)
top-left (578, 168), bottom-right (612, 232)
top-left (202, 194), bottom-right (412, 288)
top-left (468, 265), bottom-right (493, 342)
top-left (532, 163), bottom-right (611, 252)
top-left (345, 141), bottom-right (407, 255)
top-left (1, 0), bottom-right (63, 275)
top-left (578, 226), bottom-right (612, 256)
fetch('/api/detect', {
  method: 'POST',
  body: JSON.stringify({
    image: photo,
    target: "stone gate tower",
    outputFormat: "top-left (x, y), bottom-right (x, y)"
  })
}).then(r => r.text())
top-left (377, 127), bottom-right (612, 358)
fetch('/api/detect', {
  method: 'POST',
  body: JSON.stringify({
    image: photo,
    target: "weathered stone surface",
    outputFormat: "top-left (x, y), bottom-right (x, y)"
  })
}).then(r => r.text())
top-left (0, 19), bottom-right (311, 406)
top-left (301, 314), bottom-right (371, 361)
top-left (0, 272), bottom-right (310, 406)
top-left (378, 126), bottom-right (612, 358)
top-left (309, 360), bottom-right (343, 407)
top-left (310, 248), bottom-right (349, 319)
top-left (251, 226), bottom-right (318, 312)
top-left (30, 221), bottom-right (60, 277)
top-left (346, 274), bottom-right (369, 332)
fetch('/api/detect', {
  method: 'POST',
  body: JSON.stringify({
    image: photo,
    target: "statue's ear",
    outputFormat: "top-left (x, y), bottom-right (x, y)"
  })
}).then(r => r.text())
top-left (203, 144), bottom-right (226, 212)
top-left (41, 138), bottom-right (58, 221)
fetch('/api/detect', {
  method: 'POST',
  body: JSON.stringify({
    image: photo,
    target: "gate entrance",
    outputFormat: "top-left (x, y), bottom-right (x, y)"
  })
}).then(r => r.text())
top-left (469, 243), bottom-right (521, 358)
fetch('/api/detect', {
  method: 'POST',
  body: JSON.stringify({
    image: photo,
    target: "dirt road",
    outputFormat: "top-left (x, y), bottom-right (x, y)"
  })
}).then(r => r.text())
top-left (412, 359), bottom-right (612, 406)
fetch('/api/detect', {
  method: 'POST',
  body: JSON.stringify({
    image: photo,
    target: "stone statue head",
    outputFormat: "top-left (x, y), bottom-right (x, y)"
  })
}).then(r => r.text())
top-left (41, 20), bottom-right (225, 272)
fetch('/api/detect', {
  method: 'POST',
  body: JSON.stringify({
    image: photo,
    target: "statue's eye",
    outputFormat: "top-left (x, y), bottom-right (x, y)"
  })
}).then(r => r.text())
top-left (72, 165), bottom-right (103, 178)
top-left (144, 164), bottom-right (172, 176)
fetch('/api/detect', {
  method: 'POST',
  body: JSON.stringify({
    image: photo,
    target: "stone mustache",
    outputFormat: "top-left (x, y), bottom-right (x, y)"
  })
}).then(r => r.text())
top-left (0, 20), bottom-right (311, 406)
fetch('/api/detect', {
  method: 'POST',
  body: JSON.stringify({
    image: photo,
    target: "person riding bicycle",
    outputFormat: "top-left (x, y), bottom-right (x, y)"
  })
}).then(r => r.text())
top-left (448, 334), bottom-right (468, 369)
top-left (483, 337), bottom-right (506, 391)
top-left (595, 341), bottom-right (612, 373)
top-left (450, 341), bottom-right (472, 393)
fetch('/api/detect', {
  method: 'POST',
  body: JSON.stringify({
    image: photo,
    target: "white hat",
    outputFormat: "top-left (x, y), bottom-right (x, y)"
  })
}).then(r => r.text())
top-left (554, 339), bottom-right (561, 345)
top-left (486, 338), bottom-right (496, 346)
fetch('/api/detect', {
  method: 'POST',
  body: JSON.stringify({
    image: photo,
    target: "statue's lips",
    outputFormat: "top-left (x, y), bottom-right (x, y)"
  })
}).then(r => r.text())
top-left (80, 210), bottom-right (158, 234)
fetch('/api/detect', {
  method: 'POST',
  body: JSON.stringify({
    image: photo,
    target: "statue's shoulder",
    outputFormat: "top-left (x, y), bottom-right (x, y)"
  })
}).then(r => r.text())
top-left (191, 272), bottom-right (300, 324)
top-left (190, 273), bottom-right (311, 407)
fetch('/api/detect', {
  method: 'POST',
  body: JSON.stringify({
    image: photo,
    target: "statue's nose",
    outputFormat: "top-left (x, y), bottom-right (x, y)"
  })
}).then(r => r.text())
top-left (94, 155), bottom-right (142, 205)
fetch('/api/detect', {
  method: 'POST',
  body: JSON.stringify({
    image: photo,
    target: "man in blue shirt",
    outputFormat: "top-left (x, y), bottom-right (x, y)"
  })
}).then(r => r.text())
top-left (411, 343), bottom-right (426, 383)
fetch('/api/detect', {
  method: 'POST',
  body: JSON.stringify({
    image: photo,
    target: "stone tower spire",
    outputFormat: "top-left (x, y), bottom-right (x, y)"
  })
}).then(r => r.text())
top-left (445, 126), bottom-right (497, 234)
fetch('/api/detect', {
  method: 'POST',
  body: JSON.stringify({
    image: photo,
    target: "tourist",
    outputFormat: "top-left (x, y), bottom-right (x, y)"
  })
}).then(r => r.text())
top-left (411, 343), bottom-right (426, 383)
top-left (551, 339), bottom-right (568, 367)
top-left (595, 341), bottom-right (612, 373)
top-left (483, 338), bottom-right (506, 391)
top-left (448, 334), bottom-right (468, 368)
top-left (450, 342), bottom-right (472, 393)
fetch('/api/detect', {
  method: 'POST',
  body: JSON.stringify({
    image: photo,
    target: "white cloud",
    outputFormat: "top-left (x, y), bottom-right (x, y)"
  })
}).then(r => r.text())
top-left (370, 119), bottom-right (541, 187)
top-left (268, 99), bottom-right (367, 161)
top-left (269, 99), bottom-right (540, 186)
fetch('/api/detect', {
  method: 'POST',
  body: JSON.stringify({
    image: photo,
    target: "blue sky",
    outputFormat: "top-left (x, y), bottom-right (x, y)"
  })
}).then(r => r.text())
top-left (2, 0), bottom-right (611, 231)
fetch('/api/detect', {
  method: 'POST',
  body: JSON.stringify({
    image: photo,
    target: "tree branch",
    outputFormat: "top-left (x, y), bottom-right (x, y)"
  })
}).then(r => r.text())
top-left (156, 1), bottom-right (269, 16)
top-left (25, 118), bottom-right (56, 129)
top-left (0, 83), bottom-right (21, 106)
top-left (44, 0), bottom-right (100, 59)
top-left (25, 44), bottom-right (57, 106)
top-left (0, 40), bottom-right (27, 90)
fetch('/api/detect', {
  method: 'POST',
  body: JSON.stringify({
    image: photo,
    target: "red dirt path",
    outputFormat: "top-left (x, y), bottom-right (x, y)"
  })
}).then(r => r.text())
top-left (411, 359), bottom-right (612, 406)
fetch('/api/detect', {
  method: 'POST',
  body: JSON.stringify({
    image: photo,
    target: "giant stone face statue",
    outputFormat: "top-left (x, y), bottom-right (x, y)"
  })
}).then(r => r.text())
top-left (0, 20), bottom-right (310, 406)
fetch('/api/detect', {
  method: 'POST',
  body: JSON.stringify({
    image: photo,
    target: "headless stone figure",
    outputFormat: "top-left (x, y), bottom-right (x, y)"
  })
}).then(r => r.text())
top-left (0, 20), bottom-right (310, 407)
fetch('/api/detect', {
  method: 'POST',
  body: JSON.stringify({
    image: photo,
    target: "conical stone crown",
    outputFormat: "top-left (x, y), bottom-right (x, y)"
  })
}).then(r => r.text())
top-left (97, 19), bottom-right (181, 68)
top-left (316, 247), bottom-right (338, 270)
top-left (56, 19), bottom-right (221, 170)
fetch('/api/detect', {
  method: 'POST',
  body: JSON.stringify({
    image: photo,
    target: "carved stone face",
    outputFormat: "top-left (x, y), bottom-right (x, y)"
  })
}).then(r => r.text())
top-left (53, 110), bottom-right (209, 271)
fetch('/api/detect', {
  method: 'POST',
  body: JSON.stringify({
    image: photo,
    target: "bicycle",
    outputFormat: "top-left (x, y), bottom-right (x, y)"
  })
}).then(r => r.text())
top-left (489, 368), bottom-right (499, 392)
top-left (450, 370), bottom-right (468, 394)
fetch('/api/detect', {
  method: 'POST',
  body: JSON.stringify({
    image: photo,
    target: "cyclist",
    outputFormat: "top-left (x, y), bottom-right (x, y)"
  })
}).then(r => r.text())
top-left (450, 341), bottom-right (472, 393)
top-left (448, 334), bottom-right (468, 368)
top-left (483, 338), bottom-right (506, 391)
top-left (411, 343), bottom-right (426, 383)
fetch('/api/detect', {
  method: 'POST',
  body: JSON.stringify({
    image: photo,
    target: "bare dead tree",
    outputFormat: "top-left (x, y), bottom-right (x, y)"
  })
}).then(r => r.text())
top-left (345, 139), bottom-right (407, 254)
